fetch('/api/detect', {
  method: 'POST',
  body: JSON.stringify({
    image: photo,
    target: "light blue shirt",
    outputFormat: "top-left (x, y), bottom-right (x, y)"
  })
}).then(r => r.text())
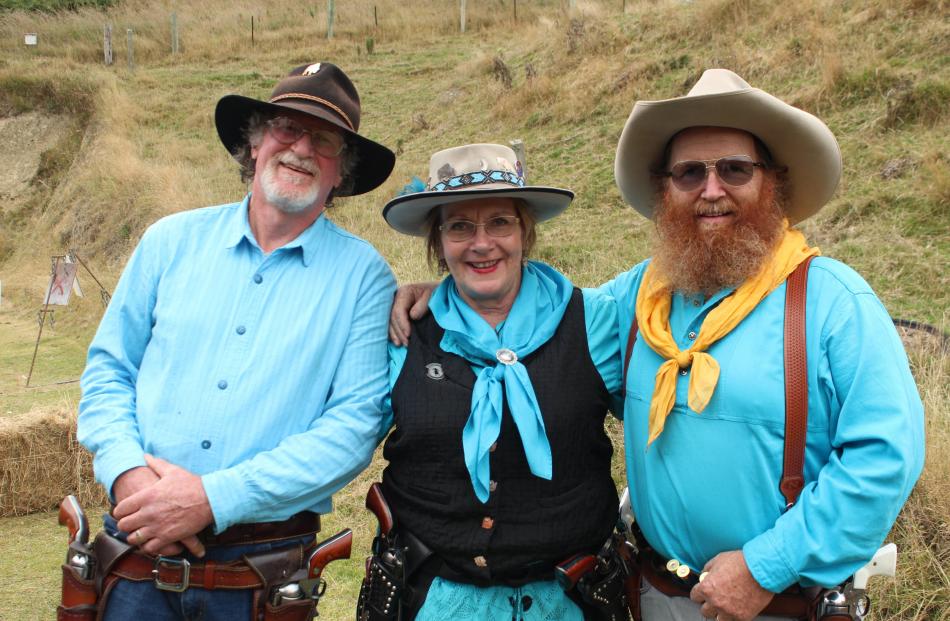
top-left (78, 196), bottom-right (396, 531)
top-left (383, 286), bottom-right (624, 432)
top-left (598, 257), bottom-right (925, 591)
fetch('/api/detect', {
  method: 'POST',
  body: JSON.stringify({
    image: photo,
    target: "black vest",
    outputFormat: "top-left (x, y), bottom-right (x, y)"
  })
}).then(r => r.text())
top-left (382, 289), bottom-right (618, 585)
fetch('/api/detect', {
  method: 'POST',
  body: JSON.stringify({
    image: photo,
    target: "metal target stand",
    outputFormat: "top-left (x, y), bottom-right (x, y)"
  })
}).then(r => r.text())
top-left (25, 250), bottom-right (111, 388)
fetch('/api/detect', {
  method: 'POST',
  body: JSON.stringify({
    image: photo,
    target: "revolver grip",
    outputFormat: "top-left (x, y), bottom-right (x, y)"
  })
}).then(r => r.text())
top-left (58, 495), bottom-right (89, 545)
top-left (308, 528), bottom-right (353, 580)
top-left (366, 482), bottom-right (394, 536)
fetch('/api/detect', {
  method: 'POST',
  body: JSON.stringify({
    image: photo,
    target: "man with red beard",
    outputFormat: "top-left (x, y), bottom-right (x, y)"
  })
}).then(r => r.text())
top-left (77, 63), bottom-right (396, 620)
top-left (606, 69), bottom-right (924, 621)
top-left (390, 69), bottom-right (924, 621)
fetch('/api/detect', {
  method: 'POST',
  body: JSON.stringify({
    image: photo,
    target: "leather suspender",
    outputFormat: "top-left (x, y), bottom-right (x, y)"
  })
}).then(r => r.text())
top-left (780, 255), bottom-right (814, 507)
top-left (621, 256), bottom-right (814, 507)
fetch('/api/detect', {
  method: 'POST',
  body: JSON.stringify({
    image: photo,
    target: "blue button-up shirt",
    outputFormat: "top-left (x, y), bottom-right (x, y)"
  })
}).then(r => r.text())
top-left (598, 257), bottom-right (924, 591)
top-left (78, 196), bottom-right (395, 531)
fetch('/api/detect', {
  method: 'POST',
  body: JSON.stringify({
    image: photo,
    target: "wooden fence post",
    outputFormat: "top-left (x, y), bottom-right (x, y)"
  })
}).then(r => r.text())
top-left (251, 15), bottom-right (255, 45)
top-left (509, 139), bottom-right (526, 176)
top-left (126, 28), bottom-right (134, 71)
top-left (171, 12), bottom-right (179, 54)
top-left (374, 5), bottom-right (378, 28)
top-left (103, 24), bottom-right (113, 65)
top-left (327, 0), bottom-right (335, 39)
top-left (460, 0), bottom-right (466, 32)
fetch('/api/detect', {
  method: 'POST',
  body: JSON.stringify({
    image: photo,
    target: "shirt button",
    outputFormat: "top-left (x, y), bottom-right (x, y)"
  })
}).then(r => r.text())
top-left (473, 556), bottom-right (488, 568)
top-left (201, 440), bottom-right (211, 449)
top-left (679, 369), bottom-right (688, 376)
top-left (217, 380), bottom-right (228, 390)
top-left (236, 325), bottom-right (246, 335)
top-left (687, 331), bottom-right (697, 340)
top-left (481, 517), bottom-right (494, 529)
top-left (489, 442), bottom-right (497, 453)
top-left (693, 299), bottom-right (701, 307)
top-left (489, 480), bottom-right (498, 492)
top-left (253, 274), bottom-right (263, 284)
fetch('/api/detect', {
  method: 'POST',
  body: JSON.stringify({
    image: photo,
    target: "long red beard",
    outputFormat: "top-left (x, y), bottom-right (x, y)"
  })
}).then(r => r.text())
top-left (651, 180), bottom-right (786, 296)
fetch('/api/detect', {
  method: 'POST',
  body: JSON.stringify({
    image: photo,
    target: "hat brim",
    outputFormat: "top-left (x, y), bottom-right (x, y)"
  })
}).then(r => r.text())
top-left (382, 186), bottom-right (574, 236)
top-left (215, 94), bottom-right (395, 197)
top-left (614, 88), bottom-right (841, 224)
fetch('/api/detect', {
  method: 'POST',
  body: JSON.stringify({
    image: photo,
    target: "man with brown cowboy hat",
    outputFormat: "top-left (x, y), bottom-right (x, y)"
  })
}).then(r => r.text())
top-left (77, 62), bottom-right (396, 620)
top-left (390, 69), bottom-right (924, 621)
top-left (605, 68), bottom-right (925, 620)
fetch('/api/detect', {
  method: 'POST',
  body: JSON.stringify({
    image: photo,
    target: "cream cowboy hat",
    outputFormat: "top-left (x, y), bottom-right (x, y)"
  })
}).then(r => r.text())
top-left (382, 144), bottom-right (574, 236)
top-left (614, 68), bottom-right (841, 223)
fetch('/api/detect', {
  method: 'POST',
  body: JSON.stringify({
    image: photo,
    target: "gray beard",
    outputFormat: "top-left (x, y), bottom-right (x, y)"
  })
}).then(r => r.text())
top-left (259, 155), bottom-right (323, 214)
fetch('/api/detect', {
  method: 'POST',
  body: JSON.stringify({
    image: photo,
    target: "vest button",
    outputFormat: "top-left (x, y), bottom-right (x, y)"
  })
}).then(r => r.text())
top-left (473, 556), bottom-right (488, 568)
top-left (481, 517), bottom-right (494, 529)
top-left (489, 480), bottom-right (498, 492)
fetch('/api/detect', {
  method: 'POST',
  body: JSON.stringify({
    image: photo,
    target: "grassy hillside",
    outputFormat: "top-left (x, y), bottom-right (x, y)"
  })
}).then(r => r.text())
top-left (0, 0), bottom-right (946, 619)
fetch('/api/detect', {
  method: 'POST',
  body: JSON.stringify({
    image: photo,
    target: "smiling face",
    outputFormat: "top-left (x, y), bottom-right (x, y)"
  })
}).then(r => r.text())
top-left (665, 127), bottom-right (766, 231)
top-left (250, 112), bottom-right (344, 215)
top-left (438, 197), bottom-right (526, 324)
top-left (652, 126), bottom-right (787, 295)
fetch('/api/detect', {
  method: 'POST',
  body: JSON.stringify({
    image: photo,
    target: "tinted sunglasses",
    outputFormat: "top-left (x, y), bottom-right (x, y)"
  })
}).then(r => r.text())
top-left (659, 155), bottom-right (773, 192)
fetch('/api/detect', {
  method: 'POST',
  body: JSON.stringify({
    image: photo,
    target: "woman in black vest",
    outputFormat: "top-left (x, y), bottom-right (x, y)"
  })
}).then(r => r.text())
top-left (364, 144), bottom-right (624, 621)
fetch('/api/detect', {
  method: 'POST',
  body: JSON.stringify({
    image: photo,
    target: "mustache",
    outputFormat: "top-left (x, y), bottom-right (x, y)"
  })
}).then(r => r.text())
top-left (694, 199), bottom-right (737, 216)
top-left (274, 152), bottom-right (318, 175)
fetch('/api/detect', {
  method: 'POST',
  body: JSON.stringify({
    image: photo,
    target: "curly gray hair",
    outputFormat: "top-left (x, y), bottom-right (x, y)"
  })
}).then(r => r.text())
top-left (231, 112), bottom-right (360, 207)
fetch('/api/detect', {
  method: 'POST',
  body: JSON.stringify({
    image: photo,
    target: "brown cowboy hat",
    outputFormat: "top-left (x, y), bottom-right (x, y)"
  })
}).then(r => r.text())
top-left (614, 68), bottom-right (841, 224)
top-left (215, 62), bottom-right (395, 196)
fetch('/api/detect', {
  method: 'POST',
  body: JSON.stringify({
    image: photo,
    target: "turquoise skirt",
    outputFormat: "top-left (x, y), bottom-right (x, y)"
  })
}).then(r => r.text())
top-left (414, 577), bottom-right (584, 621)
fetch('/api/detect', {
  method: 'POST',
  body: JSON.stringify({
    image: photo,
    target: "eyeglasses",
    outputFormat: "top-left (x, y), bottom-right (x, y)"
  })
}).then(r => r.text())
top-left (659, 155), bottom-right (773, 192)
top-left (266, 117), bottom-right (345, 158)
top-left (439, 216), bottom-right (521, 241)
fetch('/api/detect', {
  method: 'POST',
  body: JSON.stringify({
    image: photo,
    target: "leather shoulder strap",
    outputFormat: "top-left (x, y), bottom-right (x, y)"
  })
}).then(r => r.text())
top-left (780, 256), bottom-right (814, 508)
top-left (621, 316), bottom-right (639, 397)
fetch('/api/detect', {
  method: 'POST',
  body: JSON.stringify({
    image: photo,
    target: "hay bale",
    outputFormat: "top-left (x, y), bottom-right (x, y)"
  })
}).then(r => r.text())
top-left (0, 408), bottom-right (106, 516)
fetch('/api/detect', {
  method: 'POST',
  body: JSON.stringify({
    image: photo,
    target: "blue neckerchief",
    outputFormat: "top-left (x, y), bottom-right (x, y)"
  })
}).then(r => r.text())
top-left (430, 261), bottom-right (573, 502)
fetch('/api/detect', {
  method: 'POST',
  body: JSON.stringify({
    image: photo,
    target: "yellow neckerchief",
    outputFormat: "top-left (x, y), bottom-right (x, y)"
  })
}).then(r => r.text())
top-left (636, 224), bottom-right (820, 445)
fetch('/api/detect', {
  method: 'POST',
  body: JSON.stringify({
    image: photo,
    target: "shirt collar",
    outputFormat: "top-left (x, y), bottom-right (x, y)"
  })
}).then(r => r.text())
top-left (223, 194), bottom-right (326, 267)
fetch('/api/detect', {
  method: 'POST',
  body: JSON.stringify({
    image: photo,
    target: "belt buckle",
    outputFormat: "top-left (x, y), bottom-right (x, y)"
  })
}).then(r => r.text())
top-left (152, 556), bottom-right (191, 592)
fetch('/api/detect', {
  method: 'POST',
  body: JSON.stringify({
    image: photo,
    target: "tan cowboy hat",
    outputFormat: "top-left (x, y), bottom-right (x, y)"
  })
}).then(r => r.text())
top-left (215, 62), bottom-right (395, 196)
top-left (382, 143), bottom-right (574, 236)
top-left (614, 68), bottom-right (841, 223)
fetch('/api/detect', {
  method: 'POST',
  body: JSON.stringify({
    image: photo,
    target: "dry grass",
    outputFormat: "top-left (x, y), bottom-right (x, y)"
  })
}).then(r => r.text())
top-left (0, 406), bottom-right (107, 516)
top-left (876, 325), bottom-right (950, 620)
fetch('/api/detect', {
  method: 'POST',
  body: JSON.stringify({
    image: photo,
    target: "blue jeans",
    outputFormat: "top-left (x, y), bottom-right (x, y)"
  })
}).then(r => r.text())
top-left (101, 514), bottom-right (314, 621)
